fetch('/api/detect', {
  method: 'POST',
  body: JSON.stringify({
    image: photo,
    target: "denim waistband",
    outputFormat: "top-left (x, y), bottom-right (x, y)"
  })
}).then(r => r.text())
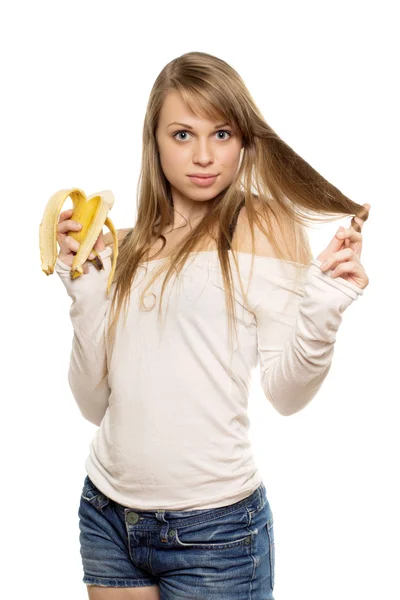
top-left (110, 481), bottom-right (267, 525)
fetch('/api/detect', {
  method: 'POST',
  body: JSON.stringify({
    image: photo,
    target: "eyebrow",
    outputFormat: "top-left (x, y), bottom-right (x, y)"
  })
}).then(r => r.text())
top-left (167, 121), bottom-right (230, 130)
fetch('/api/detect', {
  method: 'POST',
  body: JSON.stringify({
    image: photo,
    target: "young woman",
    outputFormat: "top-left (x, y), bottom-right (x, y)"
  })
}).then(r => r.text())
top-left (55, 51), bottom-right (370, 600)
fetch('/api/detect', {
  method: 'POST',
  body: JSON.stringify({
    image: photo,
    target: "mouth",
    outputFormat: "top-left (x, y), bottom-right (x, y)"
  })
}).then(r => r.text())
top-left (187, 174), bottom-right (219, 186)
top-left (187, 173), bottom-right (219, 178)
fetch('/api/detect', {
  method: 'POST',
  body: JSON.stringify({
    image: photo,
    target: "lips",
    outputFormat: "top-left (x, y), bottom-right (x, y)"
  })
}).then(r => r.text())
top-left (188, 174), bottom-right (218, 187)
top-left (188, 174), bottom-right (218, 178)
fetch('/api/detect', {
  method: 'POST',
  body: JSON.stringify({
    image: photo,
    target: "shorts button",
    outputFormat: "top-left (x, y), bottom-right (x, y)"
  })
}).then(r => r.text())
top-left (127, 511), bottom-right (139, 525)
top-left (97, 494), bottom-right (106, 502)
top-left (245, 535), bottom-right (251, 545)
top-left (168, 529), bottom-right (176, 537)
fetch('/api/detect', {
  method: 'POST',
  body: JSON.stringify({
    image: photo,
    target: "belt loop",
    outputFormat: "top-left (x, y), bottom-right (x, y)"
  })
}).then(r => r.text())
top-left (155, 509), bottom-right (170, 542)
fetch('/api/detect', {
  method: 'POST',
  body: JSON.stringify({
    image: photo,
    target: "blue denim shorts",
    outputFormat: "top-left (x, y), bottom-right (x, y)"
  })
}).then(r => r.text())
top-left (78, 474), bottom-right (275, 599)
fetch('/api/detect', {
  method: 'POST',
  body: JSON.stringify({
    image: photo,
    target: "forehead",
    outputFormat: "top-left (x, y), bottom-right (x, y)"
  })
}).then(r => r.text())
top-left (159, 89), bottom-right (225, 127)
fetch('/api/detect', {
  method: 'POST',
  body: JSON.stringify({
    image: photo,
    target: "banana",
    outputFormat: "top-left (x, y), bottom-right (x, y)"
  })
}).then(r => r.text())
top-left (39, 187), bottom-right (118, 295)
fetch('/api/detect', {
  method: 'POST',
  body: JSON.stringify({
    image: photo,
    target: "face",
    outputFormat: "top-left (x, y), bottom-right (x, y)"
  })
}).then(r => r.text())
top-left (155, 89), bottom-right (243, 216)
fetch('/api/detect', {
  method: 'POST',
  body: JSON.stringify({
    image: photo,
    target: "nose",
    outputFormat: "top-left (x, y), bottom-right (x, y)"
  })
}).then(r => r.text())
top-left (192, 140), bottom-right (215, 164)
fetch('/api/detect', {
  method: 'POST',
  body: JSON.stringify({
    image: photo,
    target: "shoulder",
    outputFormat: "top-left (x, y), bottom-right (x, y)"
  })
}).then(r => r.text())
top-left (232, 197), bottom-right (279, 258)
top-left (103, 228), bottom-right (132, 248)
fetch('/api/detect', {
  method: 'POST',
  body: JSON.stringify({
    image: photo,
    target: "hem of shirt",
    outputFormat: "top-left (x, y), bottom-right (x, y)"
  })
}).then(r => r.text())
top-left (84, 454), bottom-right (263, 511)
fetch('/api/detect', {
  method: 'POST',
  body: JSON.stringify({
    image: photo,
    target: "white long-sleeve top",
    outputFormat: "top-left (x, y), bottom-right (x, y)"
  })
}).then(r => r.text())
top-left (55, 246), bottom-right (364, 510)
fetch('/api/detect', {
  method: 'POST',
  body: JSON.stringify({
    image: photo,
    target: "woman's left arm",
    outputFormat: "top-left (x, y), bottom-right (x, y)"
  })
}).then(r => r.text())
top-left (255, 204), bottom-right (370, 416)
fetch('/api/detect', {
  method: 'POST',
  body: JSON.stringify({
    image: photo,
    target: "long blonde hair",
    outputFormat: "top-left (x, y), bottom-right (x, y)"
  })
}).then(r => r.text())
top-left (96, 50), bottom-right (369, 391)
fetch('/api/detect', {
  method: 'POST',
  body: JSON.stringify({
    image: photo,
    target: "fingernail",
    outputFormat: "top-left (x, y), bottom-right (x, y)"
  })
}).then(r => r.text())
top-left (321, 260), bottom-right (328, 268)
top-left (77, 223), bottom-right (82, 228)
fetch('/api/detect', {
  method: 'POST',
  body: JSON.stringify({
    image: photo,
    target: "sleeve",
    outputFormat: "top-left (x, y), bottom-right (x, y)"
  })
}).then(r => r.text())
top-left (254, 257), bottom-right (364, 416)
top-left (54, 246), bottom-right (114, 426)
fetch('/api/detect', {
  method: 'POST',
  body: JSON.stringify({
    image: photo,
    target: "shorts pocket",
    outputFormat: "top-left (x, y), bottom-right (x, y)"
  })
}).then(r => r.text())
top-left (80, 475), bottom-right (110, 511)
top-left (173, 507), bottom-right (253, 550)
top-left (266, 516), bottom-right (275, 589)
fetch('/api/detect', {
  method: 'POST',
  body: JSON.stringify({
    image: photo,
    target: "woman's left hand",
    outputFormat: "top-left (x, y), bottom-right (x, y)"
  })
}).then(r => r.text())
top-left (316, 203), bottom-right (371, 291)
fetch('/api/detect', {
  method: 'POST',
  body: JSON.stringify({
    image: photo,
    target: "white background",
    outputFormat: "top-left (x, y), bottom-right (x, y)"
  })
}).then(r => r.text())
top-left (1, 1), bottom-right (398, 598)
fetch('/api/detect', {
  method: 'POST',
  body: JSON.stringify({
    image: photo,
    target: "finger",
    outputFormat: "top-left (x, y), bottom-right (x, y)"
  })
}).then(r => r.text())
top-left (320, 247), bottom-right (359, 271)
top-left (57, 219), bottom-right (83, 235)
top-left (61, 235), bottom-right (96, 260)
top-left (330, 260), bottom-right (363, 278)
top-left (59, 208), bottom-right (75, 222)
top-left (325, 226), bottom-right (348, 254)
top-left (335, 228), bottom-right (362, 243)
top-left (56, 218), bottom-right (83, 247)
top-left (337, 225), bottom-right (364, 256)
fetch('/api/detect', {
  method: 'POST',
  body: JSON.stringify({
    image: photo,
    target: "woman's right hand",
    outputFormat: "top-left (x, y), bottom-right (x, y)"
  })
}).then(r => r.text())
top-left (57, 208), bottom-right (105, 274)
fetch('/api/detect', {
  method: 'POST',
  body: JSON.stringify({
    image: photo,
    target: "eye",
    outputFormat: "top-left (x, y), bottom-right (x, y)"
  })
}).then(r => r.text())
top-left (173, 129), bottom-right (232, 142)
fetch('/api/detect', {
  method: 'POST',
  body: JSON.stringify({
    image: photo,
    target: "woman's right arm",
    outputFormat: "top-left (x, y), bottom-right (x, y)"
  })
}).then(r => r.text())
top-left (55, 245), bottom-right (114, 426)
top-left (52, 208), bottom-right (117, 426)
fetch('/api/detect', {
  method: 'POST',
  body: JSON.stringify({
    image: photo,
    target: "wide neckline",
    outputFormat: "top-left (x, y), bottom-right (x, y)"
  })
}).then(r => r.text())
top-left (144, 249), bottom-right (305, 267)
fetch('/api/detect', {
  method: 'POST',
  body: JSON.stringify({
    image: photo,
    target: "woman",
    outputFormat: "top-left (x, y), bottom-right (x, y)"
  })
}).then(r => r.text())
top-left (55, 51), bottom-right (370, 600)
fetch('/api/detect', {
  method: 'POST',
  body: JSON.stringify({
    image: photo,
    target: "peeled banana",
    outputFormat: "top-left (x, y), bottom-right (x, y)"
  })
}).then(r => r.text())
top-left (39, 187), bottom-right (118, 295)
